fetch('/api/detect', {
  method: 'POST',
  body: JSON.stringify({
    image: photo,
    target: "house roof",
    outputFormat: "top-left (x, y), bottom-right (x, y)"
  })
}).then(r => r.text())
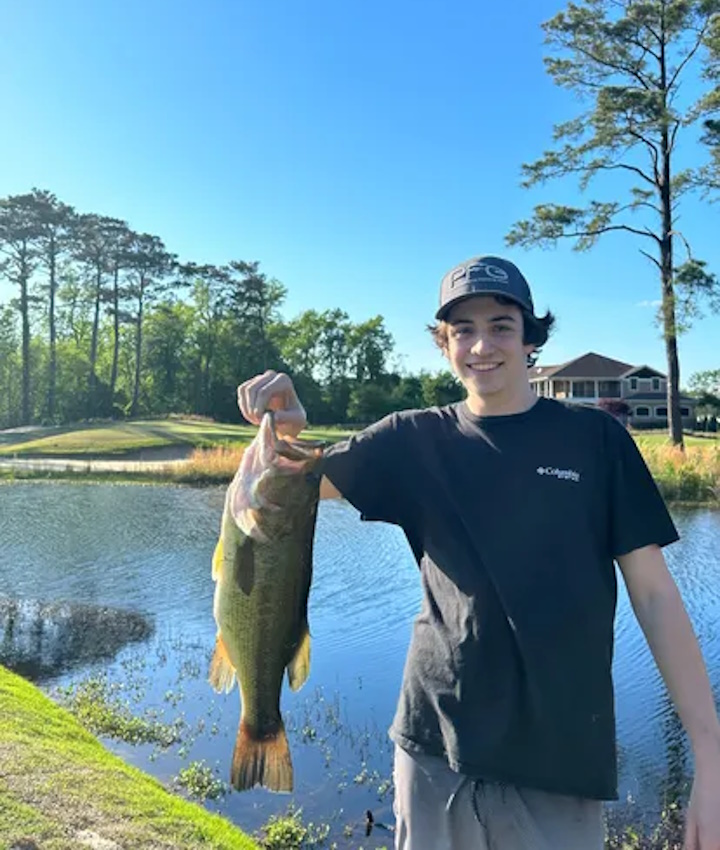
top-left (530, 352), bottom-right (635, 381)
top-left (622, 365), bottom-right (666, 379)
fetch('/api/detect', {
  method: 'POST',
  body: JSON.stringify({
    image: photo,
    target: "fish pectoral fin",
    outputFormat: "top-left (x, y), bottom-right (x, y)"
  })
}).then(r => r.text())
top-left (286, 622), bottom-right (311, 692)
top-left (211, 537), bottom-right (224, 581)
top-left (208, 634), bottom-right (236, 694)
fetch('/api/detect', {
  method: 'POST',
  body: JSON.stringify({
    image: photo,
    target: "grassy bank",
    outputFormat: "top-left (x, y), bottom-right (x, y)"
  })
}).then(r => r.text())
top-left (0, 418), bottom-right (355, 459)
top-left (0, 665), bottom-right (258, 850)
top-left (0, 417), bottom-right (251, 457)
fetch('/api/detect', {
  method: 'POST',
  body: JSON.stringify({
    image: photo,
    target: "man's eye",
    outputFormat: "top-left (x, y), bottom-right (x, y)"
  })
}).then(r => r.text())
top-left (493, 325), bottom-right (513, 333)
top-left (452, 326), bottom-right (471, 336)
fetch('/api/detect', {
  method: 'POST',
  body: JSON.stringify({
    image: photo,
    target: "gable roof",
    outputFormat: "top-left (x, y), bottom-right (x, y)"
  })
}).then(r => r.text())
top-left (530, 352), bottom-right (635, 381)
top-left (622, 365), bottom-right (666, 379)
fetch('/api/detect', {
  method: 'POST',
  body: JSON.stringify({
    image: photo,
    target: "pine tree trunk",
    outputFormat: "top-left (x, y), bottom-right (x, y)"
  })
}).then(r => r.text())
top-left (660, 158), bottom-right (682, 447)
top-left (130, 287), bottom-right (144, 418)
top-left (88, 265), bottom-right (103, 418)
top-left (20, 266), bottom-right (30, 426)
top-left (48, 241), bottom-right (57, 422)
top-left (110, 262), bottom-right (120, 410)
top-left (659, 9), bottom-right (684, 449)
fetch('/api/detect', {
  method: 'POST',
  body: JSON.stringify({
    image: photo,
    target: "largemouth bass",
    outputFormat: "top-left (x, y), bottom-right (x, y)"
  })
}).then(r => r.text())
top-left (209, 411), bottom-right (325, 792)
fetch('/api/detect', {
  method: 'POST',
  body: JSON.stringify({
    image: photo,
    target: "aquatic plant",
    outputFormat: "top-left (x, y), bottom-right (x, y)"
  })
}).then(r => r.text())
top-left (257, 805), bottom-right (331, 849)
top-left (175, 761), bottom-right (228, 801)
top-left (605, 800), bottom-right (685, 849)
top-left (55, 673), bottom-right (184, 747)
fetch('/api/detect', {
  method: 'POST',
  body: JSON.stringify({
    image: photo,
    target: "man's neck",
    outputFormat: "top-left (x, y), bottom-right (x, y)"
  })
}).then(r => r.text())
top-left (465, 386), bottom-right (538, 417)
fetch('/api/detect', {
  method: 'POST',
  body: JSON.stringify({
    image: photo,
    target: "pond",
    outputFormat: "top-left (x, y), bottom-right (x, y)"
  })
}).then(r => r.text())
top-left (1, 481), bottom-right (719, 847)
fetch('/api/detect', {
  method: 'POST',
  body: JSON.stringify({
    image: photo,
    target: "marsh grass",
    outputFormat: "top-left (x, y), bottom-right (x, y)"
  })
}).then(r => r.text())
top-left (637, 442), bottom-right (720, 504)
top-left (170, 444), bottom-right (246, 483)
top-left (168, 439), bottom-right (720, 506)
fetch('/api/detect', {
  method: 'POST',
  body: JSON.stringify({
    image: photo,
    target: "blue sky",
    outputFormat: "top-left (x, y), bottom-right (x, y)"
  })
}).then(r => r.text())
top-left (1, 0), bottom-right (718, 384)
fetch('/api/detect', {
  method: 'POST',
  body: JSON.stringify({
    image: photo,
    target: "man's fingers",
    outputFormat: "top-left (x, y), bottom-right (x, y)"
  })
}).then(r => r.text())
top-left (683, 814), bottom-right (699, 850)
top-left (237, 371), bottom-right (306, 435)
top-left (253, 372), bottom-right (298, 415)
top-left (237, 383), bottom-right (252, 423)
top-left (237, 371), bottom-right (278, 424)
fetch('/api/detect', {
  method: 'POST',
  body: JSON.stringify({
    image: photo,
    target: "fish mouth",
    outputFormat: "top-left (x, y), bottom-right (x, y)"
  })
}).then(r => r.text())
top-left (265, 411), bottom-right (327, 461)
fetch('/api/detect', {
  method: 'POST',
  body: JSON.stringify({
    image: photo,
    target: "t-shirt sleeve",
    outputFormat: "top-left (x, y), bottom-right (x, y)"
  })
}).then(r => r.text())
top-left (320, 412), bottom-right (408, 524)
top-left (606, 417), bottom-right (680, 558)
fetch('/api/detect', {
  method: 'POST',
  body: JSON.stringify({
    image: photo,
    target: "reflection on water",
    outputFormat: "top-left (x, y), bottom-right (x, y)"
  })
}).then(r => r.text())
top-left (0, 596), bottom-right (153, 680)
top-left (1, 483), bottom-right (719, 844)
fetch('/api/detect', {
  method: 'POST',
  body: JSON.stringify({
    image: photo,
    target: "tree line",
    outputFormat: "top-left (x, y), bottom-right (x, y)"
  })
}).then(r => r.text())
top-left (0, 189), bottom-right (462, 430)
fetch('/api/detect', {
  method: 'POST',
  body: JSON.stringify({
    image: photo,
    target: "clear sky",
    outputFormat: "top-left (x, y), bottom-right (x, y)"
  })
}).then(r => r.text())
top-left (1, 0), bottom-right (718, 384)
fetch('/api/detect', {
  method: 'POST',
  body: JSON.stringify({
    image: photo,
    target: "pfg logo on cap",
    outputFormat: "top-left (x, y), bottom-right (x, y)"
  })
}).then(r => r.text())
top-left (450, 261), bottom-right (510, 288)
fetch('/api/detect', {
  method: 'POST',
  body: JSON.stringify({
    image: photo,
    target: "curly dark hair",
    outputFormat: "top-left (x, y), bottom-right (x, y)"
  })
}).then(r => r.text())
top-left (427, 295), bottom-right (556, 367)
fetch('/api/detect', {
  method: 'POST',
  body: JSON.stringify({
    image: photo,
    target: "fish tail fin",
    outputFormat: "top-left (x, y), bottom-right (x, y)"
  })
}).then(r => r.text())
top-left (231, 718), bottom-right (293, 792)
top-left (286, 622), bottom-right (311, 692)
top-left (208, 634), bottom-right (236, 693)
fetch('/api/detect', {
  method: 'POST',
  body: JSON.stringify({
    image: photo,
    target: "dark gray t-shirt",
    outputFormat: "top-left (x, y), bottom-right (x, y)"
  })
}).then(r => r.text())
top-left (321, 398), bottom-right (679, 800)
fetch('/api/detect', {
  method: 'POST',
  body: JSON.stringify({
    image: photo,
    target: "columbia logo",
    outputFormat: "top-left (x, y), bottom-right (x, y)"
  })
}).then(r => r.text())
top-left (536, 466), bottom-right (581, 483)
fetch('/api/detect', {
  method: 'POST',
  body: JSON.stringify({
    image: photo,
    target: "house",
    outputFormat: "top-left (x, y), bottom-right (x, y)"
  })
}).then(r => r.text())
top-left (529, 352), bottom-right (697, 428)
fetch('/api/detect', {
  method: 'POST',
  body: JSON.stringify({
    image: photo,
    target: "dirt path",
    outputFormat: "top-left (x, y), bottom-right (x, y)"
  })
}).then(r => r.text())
top-left (0, 456), bottom-right (189, 473)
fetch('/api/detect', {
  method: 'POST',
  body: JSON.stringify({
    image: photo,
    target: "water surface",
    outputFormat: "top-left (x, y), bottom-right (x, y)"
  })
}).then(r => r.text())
top-left (1, 482), bottom-right (719, 846)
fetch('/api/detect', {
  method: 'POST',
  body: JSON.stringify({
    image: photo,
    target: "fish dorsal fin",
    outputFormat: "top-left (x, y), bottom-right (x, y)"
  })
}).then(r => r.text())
top-left (286, 622), bottom-right (311, 692)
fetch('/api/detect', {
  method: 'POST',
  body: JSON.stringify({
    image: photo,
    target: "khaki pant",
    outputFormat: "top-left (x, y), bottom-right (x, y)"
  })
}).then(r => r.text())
top-left (393, 745), bottom-right (605, 850)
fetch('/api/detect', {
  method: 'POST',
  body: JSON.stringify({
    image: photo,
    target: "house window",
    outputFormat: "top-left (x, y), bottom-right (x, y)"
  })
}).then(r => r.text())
top-left (572, 380), bottom-right (595, 398)
top-left (652, 378), bottom-right (660, 391)
top-left (680, 407), bottom-right (691, 417)
top-left (635, 406), bottom-right (651, 417)
top-left (656, 406), bottom-right (668, 417)
top-left (553, 380), bottom-right (570, 399)
top-left (598, 380), bottom-right (621, 398)
top-left (630, 378), bottom-right (638, 391)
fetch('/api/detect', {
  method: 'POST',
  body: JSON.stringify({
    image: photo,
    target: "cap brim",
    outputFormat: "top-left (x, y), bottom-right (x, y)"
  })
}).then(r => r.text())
top-left (435, 289), bottom-right (531, 320)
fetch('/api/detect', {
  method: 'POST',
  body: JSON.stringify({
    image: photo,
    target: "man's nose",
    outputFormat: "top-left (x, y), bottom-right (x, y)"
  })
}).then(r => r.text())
top-left (470, 334), bottom-right (496, 355)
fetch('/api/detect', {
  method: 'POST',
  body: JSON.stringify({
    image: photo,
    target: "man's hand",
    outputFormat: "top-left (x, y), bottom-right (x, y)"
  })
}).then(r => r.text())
top-left (617, 545), bottom-right (720, 850)
top-left (237, 371), bottom-right (307, 438)
top-left (685, 765), bottom-right (720, 849)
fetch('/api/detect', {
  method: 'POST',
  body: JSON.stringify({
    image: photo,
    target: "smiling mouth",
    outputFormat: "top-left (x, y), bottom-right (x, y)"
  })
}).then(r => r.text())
top-left (467, 363), bottom-right (502, 373)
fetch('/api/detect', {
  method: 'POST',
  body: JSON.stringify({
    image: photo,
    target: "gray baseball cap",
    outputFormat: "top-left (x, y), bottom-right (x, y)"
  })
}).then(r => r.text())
top-left (436, 255), bottom-right (534, 320)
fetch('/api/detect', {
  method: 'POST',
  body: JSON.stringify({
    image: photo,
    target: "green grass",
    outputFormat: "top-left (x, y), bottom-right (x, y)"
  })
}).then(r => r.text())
top-left (0, 665), bottom-right (259, 850)
top-left (631, 429), bottom-right (719, 449)
top-left (0, 418), bottom-right (353, 457)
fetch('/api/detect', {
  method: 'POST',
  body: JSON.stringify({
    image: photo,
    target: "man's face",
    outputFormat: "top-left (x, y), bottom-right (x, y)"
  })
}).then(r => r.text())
top-left (444, 296), bottom-right (535, 407)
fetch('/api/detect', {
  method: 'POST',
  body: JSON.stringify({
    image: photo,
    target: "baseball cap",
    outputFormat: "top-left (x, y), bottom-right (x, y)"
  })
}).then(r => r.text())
top-left (436, 255), bottom-right (535, 320)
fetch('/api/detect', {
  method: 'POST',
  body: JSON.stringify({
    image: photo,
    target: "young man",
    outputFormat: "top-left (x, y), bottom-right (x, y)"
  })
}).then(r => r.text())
top-left (238, 255), bottom-right (720, 850)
